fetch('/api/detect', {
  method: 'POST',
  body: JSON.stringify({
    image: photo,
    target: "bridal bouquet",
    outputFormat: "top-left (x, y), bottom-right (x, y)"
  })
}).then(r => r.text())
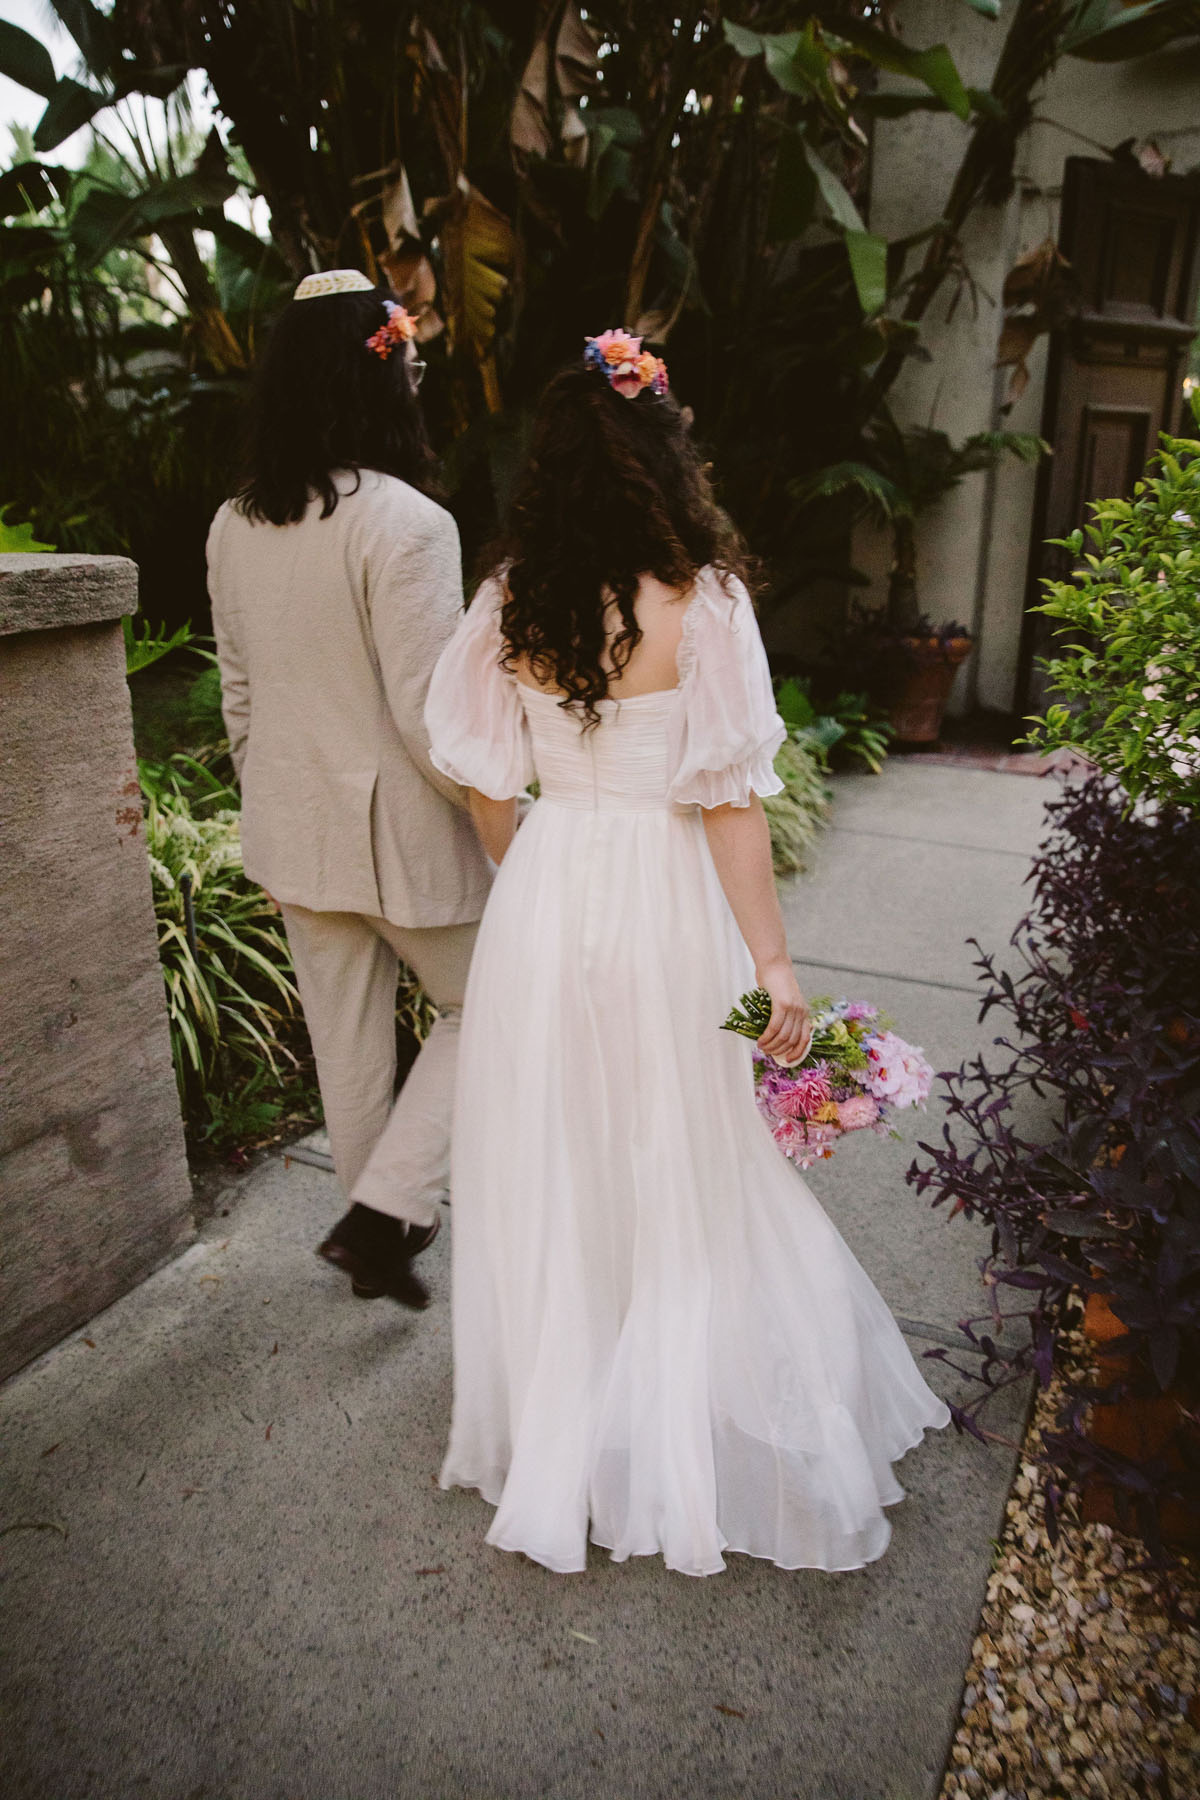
top-left (721, 990), bottom-right (933, 1169)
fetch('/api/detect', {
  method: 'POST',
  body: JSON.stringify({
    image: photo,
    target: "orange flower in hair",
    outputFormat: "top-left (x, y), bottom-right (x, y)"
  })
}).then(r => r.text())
top-left (365, 301), bottom-right (418, 360)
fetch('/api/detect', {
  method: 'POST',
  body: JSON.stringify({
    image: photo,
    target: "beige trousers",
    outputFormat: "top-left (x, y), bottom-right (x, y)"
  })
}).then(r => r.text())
top-left (281, 904), bottom-right (479, 1229)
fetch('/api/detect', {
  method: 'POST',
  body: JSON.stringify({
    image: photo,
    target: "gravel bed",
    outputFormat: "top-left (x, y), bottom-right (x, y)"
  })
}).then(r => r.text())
top-left (938, 1324), bottom-right (1200, 1800)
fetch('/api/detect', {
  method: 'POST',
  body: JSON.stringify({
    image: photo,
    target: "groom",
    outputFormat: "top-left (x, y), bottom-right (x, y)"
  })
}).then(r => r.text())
top-left (208, 270), bottom-right (492, 1307)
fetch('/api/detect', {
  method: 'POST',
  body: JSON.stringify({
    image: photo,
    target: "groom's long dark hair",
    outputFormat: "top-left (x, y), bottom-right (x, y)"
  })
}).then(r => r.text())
top-left (482, 363), bottom-right (754, 726)
top-left (234, 286), bottom-right (438, 525)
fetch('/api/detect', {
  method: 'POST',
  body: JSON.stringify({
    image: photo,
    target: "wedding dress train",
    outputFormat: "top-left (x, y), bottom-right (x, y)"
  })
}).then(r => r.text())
top-left (424, 569), bottom-right (949, 1576)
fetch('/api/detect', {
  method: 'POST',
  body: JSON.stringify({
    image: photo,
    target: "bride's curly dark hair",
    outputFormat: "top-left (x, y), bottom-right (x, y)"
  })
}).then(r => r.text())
top-left (481, 363), bottom-right (755, 725)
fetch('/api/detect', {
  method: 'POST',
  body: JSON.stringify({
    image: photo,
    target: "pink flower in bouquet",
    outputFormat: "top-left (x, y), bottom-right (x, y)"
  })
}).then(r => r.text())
top-left (860, 1031), bottom-right (932, 1109)
top-left (773, 1063), bottom-right (833, 1121)
top-left (773, 1117), bottom-right (839, 1168)
top-left (836, 1094), bottom-right (879, 1132)
top-left (841, 1001), bottom-right (877, 1022)
top-left (754, 1063), bottom-right (792, 1122)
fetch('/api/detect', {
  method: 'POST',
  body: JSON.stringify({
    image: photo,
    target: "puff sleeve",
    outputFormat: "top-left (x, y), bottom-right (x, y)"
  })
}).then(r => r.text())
top-left (424, 575), bottom-right (535, 800)
top-left (665, 572), bottom-right (786, 808)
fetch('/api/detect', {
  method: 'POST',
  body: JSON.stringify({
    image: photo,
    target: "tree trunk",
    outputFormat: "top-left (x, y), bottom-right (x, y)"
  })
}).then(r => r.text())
top-left (857, 0), bottom-right (1070, 428)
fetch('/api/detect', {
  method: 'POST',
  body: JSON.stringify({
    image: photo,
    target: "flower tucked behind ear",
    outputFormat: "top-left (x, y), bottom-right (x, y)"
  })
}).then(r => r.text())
top-left (366, 300), bottom-right (419, 360)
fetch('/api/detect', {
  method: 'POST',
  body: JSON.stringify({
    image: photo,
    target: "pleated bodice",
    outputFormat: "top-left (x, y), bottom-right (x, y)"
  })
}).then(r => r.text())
top-left (516, 685), bottom-right (680, 813)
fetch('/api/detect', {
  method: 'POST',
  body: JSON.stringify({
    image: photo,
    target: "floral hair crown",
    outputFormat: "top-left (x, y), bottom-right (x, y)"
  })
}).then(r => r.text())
top-left (583, 329), bottom-right (668, 399)
top-left (365, 299), bottom-right (419, 360)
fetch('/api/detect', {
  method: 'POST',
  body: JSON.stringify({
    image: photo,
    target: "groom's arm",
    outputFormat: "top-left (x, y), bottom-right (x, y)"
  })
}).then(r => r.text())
top-left (368, 497), bottom-right (472, 810)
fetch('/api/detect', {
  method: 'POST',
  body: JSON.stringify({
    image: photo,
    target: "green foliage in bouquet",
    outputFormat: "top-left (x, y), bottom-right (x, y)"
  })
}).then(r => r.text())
top-left (722, 990), bottom-right (880, 1077)
top-left (1026, 426), bottom-right (1200, 813)
top-left (721, 987), bottom-right (775, 1040)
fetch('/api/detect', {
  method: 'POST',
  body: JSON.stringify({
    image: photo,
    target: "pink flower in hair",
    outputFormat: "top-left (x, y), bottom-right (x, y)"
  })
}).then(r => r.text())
top-left (583, 329), bottom-right (670, 398)
top-left (595, 328), bottom-right (642, 367)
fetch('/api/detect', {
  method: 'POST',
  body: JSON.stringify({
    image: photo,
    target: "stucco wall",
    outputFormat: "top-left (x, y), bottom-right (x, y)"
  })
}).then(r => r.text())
top-left (869, 3), bottom-right (1200, 716)
top-left (0, 554), bottom-right (192, 1381)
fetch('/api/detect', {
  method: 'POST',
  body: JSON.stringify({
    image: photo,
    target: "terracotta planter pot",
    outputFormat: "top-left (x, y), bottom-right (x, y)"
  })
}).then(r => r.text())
top-left (876, 635), bottom-right (972, 746)
top-left (1080, 1292), bottom-right (1199, 1545)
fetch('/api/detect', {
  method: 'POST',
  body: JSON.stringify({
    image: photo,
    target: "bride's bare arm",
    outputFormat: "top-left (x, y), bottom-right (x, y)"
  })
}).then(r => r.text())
top-left (469, 791), bottom-right (518, 864)
top-left (702, 798), bottom-right (811, 1062)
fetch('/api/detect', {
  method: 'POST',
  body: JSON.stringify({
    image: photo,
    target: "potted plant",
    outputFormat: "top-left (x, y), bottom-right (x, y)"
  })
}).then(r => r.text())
top-left (792, 415), bottom-right (1045, 744)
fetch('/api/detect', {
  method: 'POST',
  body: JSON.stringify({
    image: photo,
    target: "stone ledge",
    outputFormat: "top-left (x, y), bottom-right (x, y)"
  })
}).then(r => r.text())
top-left (0, 554), bottom-right (139, 637)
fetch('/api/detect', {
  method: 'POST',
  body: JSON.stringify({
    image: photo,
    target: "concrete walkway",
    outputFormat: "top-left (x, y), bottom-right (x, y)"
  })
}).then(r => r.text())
top-left (1, 762), bottom-right (1054, 1800)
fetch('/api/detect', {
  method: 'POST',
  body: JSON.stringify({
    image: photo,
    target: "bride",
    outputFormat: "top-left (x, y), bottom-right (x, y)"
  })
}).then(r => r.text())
top-left (424, 331), bottom-right (948, 1577)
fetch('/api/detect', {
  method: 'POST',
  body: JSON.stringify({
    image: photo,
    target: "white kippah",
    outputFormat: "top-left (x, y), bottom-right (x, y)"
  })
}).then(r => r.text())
top-left (293, 269), bottom-right (376, 301)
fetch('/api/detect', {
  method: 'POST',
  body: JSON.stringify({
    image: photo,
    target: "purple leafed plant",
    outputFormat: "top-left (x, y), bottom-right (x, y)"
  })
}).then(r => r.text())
top-left (907, 775), bottom-right (1200, 1548)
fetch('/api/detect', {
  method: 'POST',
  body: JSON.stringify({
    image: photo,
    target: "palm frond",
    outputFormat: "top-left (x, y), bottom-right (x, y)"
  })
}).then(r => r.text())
top-left (789, 461), bottom-right (910, 524)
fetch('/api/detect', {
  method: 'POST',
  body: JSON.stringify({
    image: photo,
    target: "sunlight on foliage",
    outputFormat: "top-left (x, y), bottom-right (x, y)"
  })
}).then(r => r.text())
top-left (0, 505), bottom-right (55, 552)
top-left (1028, 425), bottom-right (1200, 814)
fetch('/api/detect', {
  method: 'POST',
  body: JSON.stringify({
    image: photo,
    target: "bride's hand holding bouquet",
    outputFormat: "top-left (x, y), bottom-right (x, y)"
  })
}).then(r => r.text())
top-left (723, 988), bottom-right (933, 1170)
top-left (752, 958), bottom-right (813, 1066)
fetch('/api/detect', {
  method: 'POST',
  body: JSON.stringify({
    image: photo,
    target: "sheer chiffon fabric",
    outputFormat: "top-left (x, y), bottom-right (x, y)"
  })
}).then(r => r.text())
top-left (425, 569), bottom-right (949, 1576)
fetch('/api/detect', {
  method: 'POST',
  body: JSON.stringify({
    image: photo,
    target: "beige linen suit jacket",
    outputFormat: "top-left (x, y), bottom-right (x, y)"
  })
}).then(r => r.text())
top-left (207, 469), bottom-right (492, 927)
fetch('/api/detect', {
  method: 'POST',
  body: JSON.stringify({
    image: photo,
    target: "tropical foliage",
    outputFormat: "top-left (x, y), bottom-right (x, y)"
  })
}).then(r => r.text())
top-left (765, 736), bottom-right (833, 878)
top-left (763, 677), bottom-right (895, 876)
top-left (792, 418), bottom-right (1046, 632)
top-left (140, 750), bottom-right (316, 1149)
top-left (775, 674), bottom-right (892, 773)
top-left (1028, 423), bottom-right (1200, 814)
top-left (4, 2), bottom-right (1196, 630)
top-left (0, 503), bottom-right (55, 551)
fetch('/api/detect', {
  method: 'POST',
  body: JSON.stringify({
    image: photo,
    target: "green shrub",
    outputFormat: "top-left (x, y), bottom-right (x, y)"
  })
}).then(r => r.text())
top-left (141, 753), bottom-right (317, 1149)
top-left (775, 676), bottom-right (892, 775)
top-left (1028, 427), bottom-right (1200, 813)
top-left (141, 749), bottom-right (437, 1155)
top-left (763, 676), bottom-right (889, 877)
top-left (0, 505), bottom-right (55, 552)
top-left (765, 737), bottom-right (832, 877)
top-left (183, 664), bottom-right (228, 742)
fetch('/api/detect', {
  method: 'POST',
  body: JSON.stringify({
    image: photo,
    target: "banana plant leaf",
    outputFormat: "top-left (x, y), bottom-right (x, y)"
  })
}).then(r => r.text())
top-left (0, 20), bottom-right (57, 97)
top-left (69, 132), bottom-right (237, 268)
top-left (831, 24), bottom-right (971, 120)
top-left (0, 160), bottom-right (73, 217)
top-left (1063, 0), bottom-right (1200, 60)
top-left (34, 78), bottom-right (114, 154)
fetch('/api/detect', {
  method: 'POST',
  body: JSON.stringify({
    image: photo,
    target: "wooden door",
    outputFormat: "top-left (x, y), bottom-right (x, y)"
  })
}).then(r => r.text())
top-left (1017, 156), bottom-right (1200, 717)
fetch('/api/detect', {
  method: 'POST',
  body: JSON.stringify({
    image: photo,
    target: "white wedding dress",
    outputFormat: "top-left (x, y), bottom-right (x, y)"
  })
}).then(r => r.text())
top-left (424, 568), bottom-right (949, 1577)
